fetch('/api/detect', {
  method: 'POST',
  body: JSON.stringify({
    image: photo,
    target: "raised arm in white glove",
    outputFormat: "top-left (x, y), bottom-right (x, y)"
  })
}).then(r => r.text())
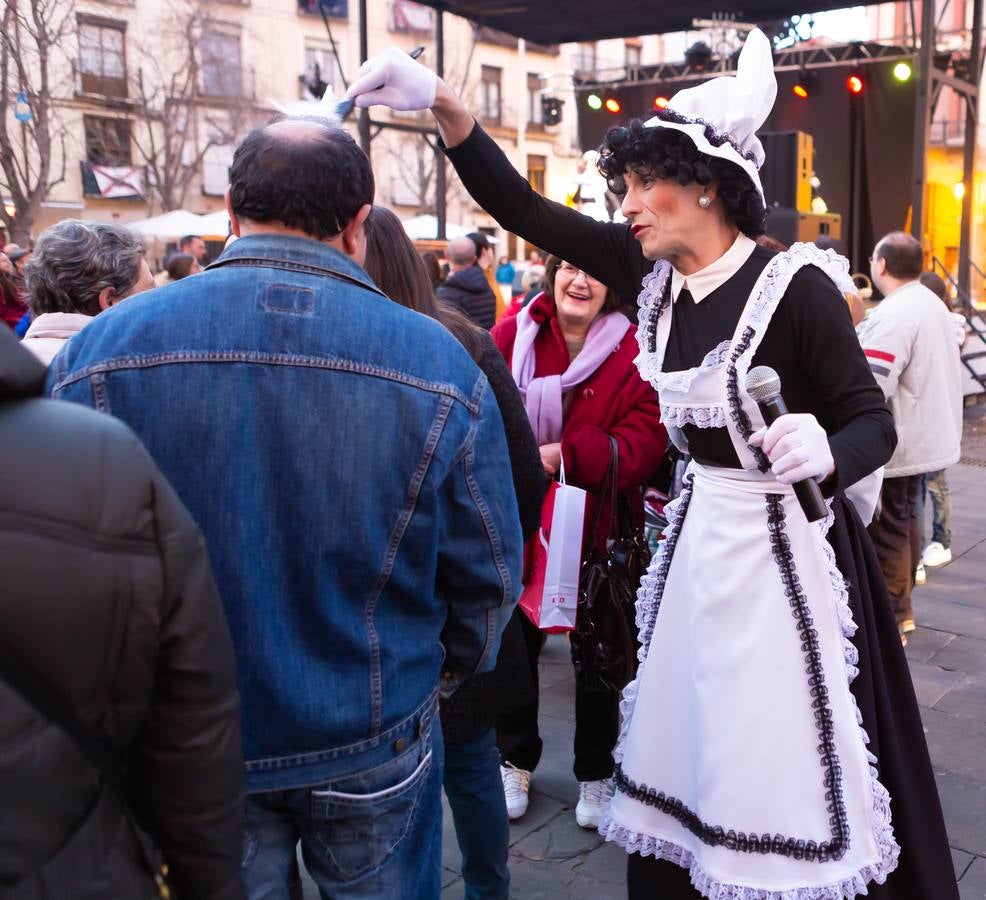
top-left (344, 48), bottom-right (475, 147)
top-left (748, 413), bottom-right (835, 485)
top-left (345, 47), bottom-right (437, 111)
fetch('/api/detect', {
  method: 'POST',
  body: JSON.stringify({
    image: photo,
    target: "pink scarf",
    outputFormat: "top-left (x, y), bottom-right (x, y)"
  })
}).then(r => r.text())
top-left (511, 301), bottom-right (631, 444)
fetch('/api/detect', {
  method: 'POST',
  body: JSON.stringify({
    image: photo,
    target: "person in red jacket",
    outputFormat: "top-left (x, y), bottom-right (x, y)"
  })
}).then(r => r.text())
top-left (491, 253), bottom-right (666, 830)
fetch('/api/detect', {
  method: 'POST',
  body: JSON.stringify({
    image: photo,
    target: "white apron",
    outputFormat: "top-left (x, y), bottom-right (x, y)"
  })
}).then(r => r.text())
top-left (601, 244), bottom-right (900, 899)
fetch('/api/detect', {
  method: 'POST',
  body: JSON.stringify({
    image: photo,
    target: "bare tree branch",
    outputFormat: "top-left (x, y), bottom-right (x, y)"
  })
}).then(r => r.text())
top-left (0, 0), bottom-right (72, 243)
top-left (132, 0), bottom-right (262, 212)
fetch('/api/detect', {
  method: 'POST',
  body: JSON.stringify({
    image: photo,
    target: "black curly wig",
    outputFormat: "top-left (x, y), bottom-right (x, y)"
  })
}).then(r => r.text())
top-left (598, 117), bottom-right (766, 237)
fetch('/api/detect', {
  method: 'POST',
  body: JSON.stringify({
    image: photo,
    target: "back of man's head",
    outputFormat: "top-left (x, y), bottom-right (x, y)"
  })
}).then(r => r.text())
top-left (814, 235), bottom-right (848, 257)
top-left (229, 118), bottom-right (375, 241)
top-left (918, 271), bottom-right (950, 306)
top-left (874, 231), bottom-right (923, 282)
top-left (26, 220), bottom-right (146, 317)
top-left (447, 236), bottom-right (477, 269)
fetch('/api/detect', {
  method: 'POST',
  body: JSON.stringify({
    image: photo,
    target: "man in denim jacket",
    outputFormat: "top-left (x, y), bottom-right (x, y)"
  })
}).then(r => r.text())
top-left (48, 118), bottom-right (523, 899)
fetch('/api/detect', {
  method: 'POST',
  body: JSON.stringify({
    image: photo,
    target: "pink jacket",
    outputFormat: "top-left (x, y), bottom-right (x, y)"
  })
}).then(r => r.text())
top-left (21, 313), bottom-right (92, 366)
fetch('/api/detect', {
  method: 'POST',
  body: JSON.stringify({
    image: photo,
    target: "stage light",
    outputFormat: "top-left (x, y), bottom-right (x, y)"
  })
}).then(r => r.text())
top-left (792, 68), bottom-right (816, 100)
top-left (654, 96), bottom-right (669, 109)
top-left (847, 74), bottom-right (864, 95)
top-left (605, 98), bottom-right (622, 114)
top-left (954, 182), bottom-right (966, 201)
top-left (587, 94), bottom-right (603, 111)
top-left (893, 61), bottom-right (912, 82)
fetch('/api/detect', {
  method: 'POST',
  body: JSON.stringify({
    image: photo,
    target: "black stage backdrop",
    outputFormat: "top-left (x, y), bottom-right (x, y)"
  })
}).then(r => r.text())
top-left (577, 61), bottom-right (916, 272)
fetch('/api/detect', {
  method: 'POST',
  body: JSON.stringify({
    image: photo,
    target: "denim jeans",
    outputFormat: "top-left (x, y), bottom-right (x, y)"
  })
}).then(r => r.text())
top-left (920, 469), bottom-right (951, 549)
top-left (443, 728), bottom-right (510, 900)
top-left (242, 729), bottom-right (444, 900)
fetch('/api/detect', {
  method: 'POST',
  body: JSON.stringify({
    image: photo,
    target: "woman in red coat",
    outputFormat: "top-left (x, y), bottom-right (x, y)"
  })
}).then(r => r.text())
top-left (492, 254), bottom-right (666, 831)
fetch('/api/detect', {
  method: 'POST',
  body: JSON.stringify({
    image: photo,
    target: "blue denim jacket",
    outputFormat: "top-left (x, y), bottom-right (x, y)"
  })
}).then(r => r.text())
top-left (48, 235), bottom-right (522, 791)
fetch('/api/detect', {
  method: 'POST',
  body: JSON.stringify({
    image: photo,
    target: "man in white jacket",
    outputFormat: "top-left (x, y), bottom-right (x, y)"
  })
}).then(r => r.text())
top-left (859, 232), bottom-right (963, 639)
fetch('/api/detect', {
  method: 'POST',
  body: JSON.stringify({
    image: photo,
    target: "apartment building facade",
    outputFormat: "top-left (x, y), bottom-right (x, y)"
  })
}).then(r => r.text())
top-left (5, 0), bottom-right (666, 260)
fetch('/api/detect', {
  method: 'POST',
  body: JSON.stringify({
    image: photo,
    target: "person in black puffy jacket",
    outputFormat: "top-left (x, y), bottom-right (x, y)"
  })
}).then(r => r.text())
top-left (0, 326), bottom-right (245, 899)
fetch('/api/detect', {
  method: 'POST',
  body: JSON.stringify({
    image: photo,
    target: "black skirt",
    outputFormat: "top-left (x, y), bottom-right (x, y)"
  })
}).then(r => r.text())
top-left (625, 497), bottom-right (957, 899)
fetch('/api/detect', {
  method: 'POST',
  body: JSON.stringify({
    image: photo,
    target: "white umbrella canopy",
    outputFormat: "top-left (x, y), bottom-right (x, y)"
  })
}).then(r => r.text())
top-left (197, 209), bottom-right (232, 239)
top-left (400, 214), bottom-right (472, 241)
top-left (129, 209), bottom-right (208, 240)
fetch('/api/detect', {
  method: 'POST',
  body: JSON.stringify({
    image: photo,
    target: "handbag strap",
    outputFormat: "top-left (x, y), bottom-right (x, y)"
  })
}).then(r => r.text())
top-left (0, 650), bottom-right (123, 788)
top-left (585, 436), bottom-right (621, 550)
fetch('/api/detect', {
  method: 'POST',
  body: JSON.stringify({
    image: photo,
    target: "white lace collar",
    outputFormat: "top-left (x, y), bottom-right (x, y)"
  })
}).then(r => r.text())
top-left (670, 233), bottom-right (757, 304)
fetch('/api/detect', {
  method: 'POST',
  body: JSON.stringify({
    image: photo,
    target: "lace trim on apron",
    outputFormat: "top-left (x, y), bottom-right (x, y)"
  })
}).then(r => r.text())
top-left (635, 244), bottom-right (858, 471)
top-left (602, 488), bottom-right (899, 895)
top-left (655, 341), bottom-right (733, 394)
top-left (634, 261), bottom-right (672, 388)
top-left (605, 245), bottom-right (899, 897)
top-left (660, 405), bottom-right (727, 429)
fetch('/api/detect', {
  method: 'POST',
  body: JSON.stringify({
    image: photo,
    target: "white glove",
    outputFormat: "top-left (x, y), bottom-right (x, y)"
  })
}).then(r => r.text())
top-left (344, 48), bottom-right (437, 111)
top-left (748, 413), bottom-right (834, 485)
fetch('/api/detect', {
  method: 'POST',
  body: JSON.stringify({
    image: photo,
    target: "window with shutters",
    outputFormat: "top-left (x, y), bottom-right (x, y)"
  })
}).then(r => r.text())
top-left (84, 115), bottom-right (132, 165)
top-left (527, 154), bottom-right (546, 196)
top-left (480, 65), bottom-right (502, 127)
top-left (200, 29), bottom-right (243, 98)
top-left (77, 17), bottom-right (127, 98)
top-left (528, 73), bottom-right (543, 128)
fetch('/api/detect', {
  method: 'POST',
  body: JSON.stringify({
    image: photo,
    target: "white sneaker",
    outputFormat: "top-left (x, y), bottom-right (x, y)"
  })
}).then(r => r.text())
top-left (575, 778), bottom-right (614, 829)
top-left (915, 563), bottom-right (926, 586)
top-left (922, 542), bottom-right (952, 568)
top-left (500, 763), bottom-right (531, 820)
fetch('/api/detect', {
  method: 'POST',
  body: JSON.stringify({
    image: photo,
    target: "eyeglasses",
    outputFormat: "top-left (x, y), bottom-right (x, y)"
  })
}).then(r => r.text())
top-left (557, 262), bottom-right (600, 282)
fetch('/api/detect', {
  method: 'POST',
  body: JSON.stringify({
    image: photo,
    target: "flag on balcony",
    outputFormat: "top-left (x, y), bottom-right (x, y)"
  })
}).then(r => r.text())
top-left (391, 0), bottom-right (434, 34)
top-left (81, 162), bottom-right (144, 199)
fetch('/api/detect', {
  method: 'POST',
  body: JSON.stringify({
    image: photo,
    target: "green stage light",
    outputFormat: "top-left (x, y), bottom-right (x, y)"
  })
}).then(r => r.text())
top-left (893, 61), bottom-right (913, 82)
top-left (587, 94), bottom-right (603, 110)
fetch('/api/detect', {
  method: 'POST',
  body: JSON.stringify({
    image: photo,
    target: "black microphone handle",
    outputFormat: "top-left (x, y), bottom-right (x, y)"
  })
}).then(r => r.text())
top-left (756, 396), bottom-right (828, 523)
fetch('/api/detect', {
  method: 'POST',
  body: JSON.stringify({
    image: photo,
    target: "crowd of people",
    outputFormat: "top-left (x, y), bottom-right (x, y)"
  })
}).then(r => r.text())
top-left (0, 29), bottom-right (968, 900)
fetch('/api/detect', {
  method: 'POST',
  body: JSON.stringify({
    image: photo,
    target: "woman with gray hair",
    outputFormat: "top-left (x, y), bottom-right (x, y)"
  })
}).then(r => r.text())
top-left (21, 219), bottom-right (154, 365)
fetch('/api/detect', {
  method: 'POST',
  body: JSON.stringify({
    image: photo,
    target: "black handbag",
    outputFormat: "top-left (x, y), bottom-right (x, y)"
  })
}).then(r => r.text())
top-left (570, 437), bottom-right (652, 693)
top-left (0, 650), bottom-right (171, 898)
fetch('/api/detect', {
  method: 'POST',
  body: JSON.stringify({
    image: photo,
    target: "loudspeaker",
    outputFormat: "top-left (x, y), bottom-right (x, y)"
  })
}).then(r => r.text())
top-left (760, 131), bottom-right (813, 212)
top-left (764, 208), bottom-right (842, 246)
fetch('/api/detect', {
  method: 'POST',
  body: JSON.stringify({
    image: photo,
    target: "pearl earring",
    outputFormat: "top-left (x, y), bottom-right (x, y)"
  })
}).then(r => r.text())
top-left (698, 196), bottom-right (712, 208)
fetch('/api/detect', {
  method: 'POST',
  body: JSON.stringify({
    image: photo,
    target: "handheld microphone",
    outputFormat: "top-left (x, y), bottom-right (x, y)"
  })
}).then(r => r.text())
top-left (745, 366), bottom-right (828, 523)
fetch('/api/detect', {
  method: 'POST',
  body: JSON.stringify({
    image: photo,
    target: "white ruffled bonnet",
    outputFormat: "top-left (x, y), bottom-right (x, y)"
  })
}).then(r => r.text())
top-left (643, 28), bottom-right (777, 201)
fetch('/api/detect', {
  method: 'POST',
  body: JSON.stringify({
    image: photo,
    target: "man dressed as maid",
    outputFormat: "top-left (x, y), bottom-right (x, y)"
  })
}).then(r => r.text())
top-left (347, 29), bottom-right (957, 900)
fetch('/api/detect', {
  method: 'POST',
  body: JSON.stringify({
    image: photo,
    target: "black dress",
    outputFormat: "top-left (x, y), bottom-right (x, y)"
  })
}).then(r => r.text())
top-left (444, 123), bottom-right (957, 898)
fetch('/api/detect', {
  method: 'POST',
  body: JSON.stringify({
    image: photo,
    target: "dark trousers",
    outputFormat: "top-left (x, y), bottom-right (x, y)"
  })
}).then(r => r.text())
top-left (869, 474), bottom-right (922, 623)
top-left (495, 610), bottom-right (619, 782)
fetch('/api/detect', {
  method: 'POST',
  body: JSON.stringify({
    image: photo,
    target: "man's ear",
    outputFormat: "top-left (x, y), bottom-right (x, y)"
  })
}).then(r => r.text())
top-left (97, 286), bottom-right (116, 311)
top-left (341, 203), bottom-right (373, 258)
top-left (225, 188), bottom-right (242, 237)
